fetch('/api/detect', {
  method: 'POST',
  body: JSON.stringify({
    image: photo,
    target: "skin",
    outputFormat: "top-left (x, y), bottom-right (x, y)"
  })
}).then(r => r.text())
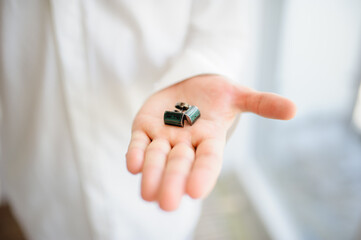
top-left (126, 75), bottom-right (296, 211)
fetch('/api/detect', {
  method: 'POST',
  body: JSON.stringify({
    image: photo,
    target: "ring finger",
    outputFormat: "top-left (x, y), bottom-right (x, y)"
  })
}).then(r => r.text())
top-left (141, 138), bottom-right (171, 201)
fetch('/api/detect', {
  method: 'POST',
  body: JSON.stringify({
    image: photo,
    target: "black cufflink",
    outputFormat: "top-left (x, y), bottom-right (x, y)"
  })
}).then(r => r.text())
top-left (164, 102), bottom-right (200, 127)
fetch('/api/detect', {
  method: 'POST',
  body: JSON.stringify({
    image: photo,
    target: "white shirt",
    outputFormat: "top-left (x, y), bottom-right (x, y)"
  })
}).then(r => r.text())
top-left (0, 1), bottom-right (243, 239)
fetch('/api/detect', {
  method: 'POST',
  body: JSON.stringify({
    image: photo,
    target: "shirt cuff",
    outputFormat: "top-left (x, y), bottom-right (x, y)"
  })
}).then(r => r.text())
top-left (154, 48), bottom-right (237, 92)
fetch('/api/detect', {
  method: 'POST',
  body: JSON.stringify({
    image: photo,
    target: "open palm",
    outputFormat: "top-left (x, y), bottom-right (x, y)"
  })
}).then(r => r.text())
top-left (126, 75), bottom-right (296, 211)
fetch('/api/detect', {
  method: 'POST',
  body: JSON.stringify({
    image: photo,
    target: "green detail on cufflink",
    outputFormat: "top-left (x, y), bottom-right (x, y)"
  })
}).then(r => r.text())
top-left (185, 106), bottom-right (200, 125)
top-left (164, 102), bottom-right (201, 127)
top-left (164, 111), bottom-right (185, 127)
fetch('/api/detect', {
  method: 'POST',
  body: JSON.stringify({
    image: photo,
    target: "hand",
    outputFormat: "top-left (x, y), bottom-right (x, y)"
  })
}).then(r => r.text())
top-left (126, 75), bottom-right (296, 211)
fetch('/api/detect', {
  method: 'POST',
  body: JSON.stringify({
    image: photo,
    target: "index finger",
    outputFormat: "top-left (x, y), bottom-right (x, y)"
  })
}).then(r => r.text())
top-left (186, 138), bottom-right (225, 199)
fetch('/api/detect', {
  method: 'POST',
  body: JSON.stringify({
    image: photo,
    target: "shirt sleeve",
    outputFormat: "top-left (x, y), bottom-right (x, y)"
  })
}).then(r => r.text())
top-left (154, 0), bottom-right (244, 91)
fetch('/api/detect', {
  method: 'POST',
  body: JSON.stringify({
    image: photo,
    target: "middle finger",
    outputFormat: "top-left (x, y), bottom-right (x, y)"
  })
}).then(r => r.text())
top-left (159, 142), bottom-right (195, 211)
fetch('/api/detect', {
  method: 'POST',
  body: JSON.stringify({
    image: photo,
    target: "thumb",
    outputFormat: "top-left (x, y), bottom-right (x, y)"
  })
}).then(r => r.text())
top-left (234, 87), bottom-right (297, 120)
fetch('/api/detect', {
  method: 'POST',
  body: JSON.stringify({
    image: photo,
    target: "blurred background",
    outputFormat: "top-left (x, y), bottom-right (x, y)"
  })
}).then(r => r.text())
top-left (1, 0), bottom-right (361, 239)
top-left (207, 0), bottom-right (361, 239)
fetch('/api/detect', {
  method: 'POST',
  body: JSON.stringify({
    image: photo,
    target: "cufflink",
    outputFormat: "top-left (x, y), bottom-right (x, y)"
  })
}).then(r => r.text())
top-left (184, 105), bottom-right (200, 125)
top-left (164, 102), bottom-right (200, 127)
top-left (164, 110), bottom-right (186, 127)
